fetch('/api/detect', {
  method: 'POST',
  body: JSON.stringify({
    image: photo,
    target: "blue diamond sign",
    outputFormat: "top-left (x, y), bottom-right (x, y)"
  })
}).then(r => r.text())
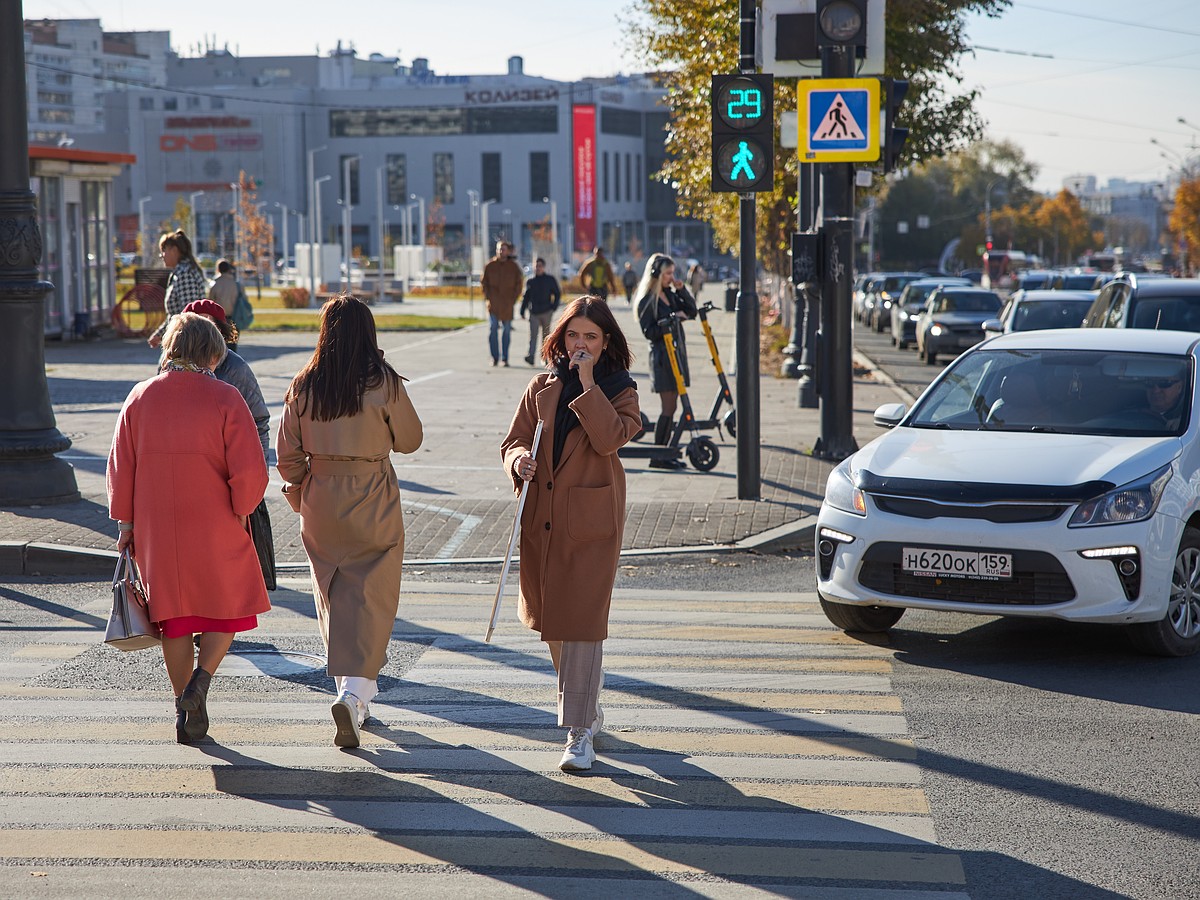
top-left (798, 78), bottom-right (880, 163)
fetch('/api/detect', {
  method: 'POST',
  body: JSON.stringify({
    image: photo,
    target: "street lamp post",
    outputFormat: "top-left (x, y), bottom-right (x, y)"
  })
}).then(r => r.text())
top-left (229, 180), bottom-right (242, 268)
top-left (984, 178), bottom-right (1004, 248)
top-left (188, 190), bottom-right (205, 242)
top-left (313, 174), bottom-right (332, 299)
top-left (409, 193), bottom-right (426, 248)
top-left (306, 145), bottom-right (326, 306)
top-left (137, 195), bottom-right (152, 265)
top-left (341, 155), bottom-right (360, 292)
top-left (274, 202), bottom-right (289, 272)
top-left (480, 199), bottom-right (497, 255)
top-left (0, 1), bottom-right (78, 503)
top-left (375, 166), bottom-right (386, 304)
top-left (542, 196), bottom-right (558, 261)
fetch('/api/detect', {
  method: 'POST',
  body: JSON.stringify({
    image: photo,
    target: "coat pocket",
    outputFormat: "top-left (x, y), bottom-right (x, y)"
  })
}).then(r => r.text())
top-left (567, 485), bottom-right (616, 542)
top-left (281, 479), bottom-right (305, 514)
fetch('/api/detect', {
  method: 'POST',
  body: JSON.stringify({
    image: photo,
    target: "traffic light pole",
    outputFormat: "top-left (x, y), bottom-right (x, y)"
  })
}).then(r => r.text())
top-left (735, 0), bottom-right (760, 500)
top-left (813, 43), bottom-right (859, 461)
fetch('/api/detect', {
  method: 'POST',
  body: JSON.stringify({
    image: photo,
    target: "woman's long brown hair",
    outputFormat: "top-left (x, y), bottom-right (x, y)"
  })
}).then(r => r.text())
top-left (285, 294), bottom-right (400, 421)
top-left (540, 296), bottom-right (634, 369)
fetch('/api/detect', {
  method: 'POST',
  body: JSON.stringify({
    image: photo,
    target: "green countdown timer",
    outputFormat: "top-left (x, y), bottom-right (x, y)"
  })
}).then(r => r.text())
top-left (715, 77), bottom-right (767, 131)
top-left (716, 137), bottom-right (768, 189)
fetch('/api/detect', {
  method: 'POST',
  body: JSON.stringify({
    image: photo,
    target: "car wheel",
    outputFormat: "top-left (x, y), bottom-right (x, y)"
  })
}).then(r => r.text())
top-left (924, 345), bottom-right (938, 366)
top-left (819, 595), bottom-right (905, 633)
top-left (1127, 527), bottom-right (1200, 657)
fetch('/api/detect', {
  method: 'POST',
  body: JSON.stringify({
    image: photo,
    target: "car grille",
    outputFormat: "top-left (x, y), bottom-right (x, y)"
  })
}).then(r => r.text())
top-left (858, 542), bottom-right (1075, 606)
top-left (873, 496), bottom-right (1068, 523)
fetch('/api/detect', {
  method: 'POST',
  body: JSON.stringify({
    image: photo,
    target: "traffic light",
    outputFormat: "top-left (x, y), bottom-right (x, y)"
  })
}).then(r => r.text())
top-left (711, 74), bottom-right (775, 194)
top-left (882, 78), bottom-right (909, 174)
top-left (815, 0), bottom-right (868, 48)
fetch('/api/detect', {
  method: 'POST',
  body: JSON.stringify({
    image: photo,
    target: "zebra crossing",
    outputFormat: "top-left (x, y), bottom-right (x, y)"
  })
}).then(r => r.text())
top-left (0, 578), bottom-right (969, 897)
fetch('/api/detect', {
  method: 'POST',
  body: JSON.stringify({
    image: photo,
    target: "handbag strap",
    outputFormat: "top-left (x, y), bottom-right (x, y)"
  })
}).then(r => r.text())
top-left (113, 548), bottom-right (130, 587)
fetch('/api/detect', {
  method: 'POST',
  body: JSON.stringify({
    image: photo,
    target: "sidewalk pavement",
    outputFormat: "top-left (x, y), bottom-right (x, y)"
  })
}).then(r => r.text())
top-left (0, 295), bottom-right (913, 575)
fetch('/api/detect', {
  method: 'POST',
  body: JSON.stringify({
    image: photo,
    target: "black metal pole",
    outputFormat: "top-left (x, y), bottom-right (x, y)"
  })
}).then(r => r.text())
top-left (793, 162), bottom-right (819, 406)
top-left (813, 44), bottom-right (858, 460)
top-left (735, 0), bottom-right (760, 500)
top-left (0, 3), bottom-right (79, 505)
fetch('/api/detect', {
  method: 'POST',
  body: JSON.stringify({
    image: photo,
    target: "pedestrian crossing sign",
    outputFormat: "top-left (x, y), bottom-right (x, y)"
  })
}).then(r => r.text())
top-left (798, 78), bottom-right (880, 163)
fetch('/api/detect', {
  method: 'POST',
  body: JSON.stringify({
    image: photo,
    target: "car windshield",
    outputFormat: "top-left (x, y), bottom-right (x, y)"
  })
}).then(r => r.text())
top-left (906, 348), bottom-right (1193, 436)
top-left (941, 292), bottom-right (1002, 313)
top-left (1128, 295), bottom-right (1200, 331)
top-left (1012, 299), bottom-right (1093, 331)
top-left (1061, 274), bottom-right (1099, 289)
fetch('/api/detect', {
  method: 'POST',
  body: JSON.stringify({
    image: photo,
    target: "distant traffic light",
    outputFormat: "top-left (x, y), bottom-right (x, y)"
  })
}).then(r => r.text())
top-left (815, 0), bottom-right (868, 48)
top-left (881, 78), bottom-right (909, 174)
top-left (711, 74), bottom-right (775, 193)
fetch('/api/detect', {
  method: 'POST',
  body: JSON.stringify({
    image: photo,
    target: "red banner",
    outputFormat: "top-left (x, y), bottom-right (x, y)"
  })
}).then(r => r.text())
top-left (572, 105), bottom-right (596, 253)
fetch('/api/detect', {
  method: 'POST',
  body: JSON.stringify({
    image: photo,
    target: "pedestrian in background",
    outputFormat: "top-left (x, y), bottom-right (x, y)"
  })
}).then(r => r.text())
top-left (148, 229), bottom-right (207, 349)
top-left (502, 296), bottom-right (641, 771)
top-left (481, 240), bottom-right (523, 367)
top-left (182, 299), bottom-right (276, 590)
top-left (207, 259), bottom-right (240, 321)
top-left (621, 262), bottom-right (637, 306)
top-left (276, 294), bottom-right (424, 748)
top-left (577, 246), bottom-right (617, 301)
top-left (687, 262), bottom-right (707, 302)
top-left (635, 253), bottom-right (697, 469)
top-left (520, 257), bottom-right (561, 366)
top-left (108, 313), bottom-right (269, 743)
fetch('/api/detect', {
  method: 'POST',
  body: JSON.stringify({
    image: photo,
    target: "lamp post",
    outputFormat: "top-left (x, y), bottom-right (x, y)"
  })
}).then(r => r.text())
top-left (409, 193), bottom-right (426, 248)
top-left (0, 0), bottom-right (79, 504)
top-left (984, 178), bottom-right (1005, 249)
top-left (306, 145), bottom-right (326, 306)
top-left (137, 195), bottom-right (152, 265)
top-left (502, 207), bottom-right (512, 247)
top-left (480, 199), bottom-right (497, 254)
top-left (313, 174), bottom-right (332, 298)
top-left (375, 166), bottom-right (386, 304)
top-left (542, 196), bottom-right (558, 261)
top-left (188, 190), bottom-right (205, 242)
top-left (229, 180), bottom-right (242, 269)
top-left (340, 155), bottom-right (360, 292)
top-left (274, 202), bottom-right (289, 271)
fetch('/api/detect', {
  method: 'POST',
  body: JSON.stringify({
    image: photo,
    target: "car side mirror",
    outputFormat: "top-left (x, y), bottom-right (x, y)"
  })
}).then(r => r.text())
top-left (873, 403), bottom-right (907, 428)
top-left (981, 318), bottom-right (1003, 335)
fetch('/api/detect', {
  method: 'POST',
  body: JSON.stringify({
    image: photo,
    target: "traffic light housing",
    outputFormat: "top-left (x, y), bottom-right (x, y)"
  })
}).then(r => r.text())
top-left (815, 0), bottom-right (868, 48)
top-left (711, 74), bottom-right (775, 194)
top-left (882, 78), bottom-right (909, 174)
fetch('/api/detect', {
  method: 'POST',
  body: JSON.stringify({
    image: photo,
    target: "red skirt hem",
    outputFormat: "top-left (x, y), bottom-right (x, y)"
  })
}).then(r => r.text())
top-left (159, 615), bottom-right (258, 639)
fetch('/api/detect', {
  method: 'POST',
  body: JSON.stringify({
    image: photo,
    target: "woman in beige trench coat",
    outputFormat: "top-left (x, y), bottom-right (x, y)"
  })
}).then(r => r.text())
top-left (501, 296), bottom-right (642, 771)
top-left (277, 295), bottom-right (423, 748)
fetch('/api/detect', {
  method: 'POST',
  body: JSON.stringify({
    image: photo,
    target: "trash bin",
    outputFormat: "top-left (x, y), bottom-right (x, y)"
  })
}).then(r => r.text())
top-left (724, 282), bottom-right (738, 312)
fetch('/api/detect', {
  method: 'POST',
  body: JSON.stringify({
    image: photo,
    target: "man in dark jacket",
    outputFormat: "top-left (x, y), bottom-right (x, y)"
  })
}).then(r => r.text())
top-left (520, 258), bottom-right (562, 365)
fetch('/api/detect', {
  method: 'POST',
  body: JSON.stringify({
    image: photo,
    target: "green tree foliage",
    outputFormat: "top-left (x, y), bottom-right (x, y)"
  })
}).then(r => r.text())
top-left (626, 0), bottom-right (1009, 265)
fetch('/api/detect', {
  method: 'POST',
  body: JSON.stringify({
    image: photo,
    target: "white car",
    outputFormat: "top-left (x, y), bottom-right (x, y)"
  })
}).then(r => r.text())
top-left (816, 327), bottom-right (1200, 656)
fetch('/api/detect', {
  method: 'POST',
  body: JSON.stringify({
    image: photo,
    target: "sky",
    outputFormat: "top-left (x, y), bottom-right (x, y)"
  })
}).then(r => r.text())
top-left (23, 0), bottom-right (1200, 194)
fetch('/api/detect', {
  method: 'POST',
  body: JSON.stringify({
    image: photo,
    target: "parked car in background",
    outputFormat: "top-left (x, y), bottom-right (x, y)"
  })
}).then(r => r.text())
top-left (1016, 270), bottom-right (1063, 291)
top-left (1058, 269), bottom-right (1107, 291)
top-left (959, 268), bottom-right (983, 285)
top-left (914, 286), bottom-right (1003, 365)
top-left (867, 272), bottom-right (925, 332)
top-left (1082, 274), bottom-right (1200, 331)
top-left (890, 277), bottom-right (973, 349)
top-left (816, 327), bottom-right (1200, 656)
top-left (982, 289), bottom-right (1096, 336)
top-left (853, 273), bottom-right (881, 323)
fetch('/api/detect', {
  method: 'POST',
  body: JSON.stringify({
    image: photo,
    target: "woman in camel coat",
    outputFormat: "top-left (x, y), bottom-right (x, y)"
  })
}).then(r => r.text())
top-left (108, 313), bottom-right (269, 744)
top-left (276, 294), bottom-right (423, 748)
top-left (501, 296), bottom-right (641, 772)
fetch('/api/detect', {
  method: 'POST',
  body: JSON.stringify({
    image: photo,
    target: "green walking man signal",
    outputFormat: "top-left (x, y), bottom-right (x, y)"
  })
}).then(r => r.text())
top-left (711, 74), bottom-right (774, 193)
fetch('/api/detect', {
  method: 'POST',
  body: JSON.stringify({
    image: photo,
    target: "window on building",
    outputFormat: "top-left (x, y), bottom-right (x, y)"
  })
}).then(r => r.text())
top-left (625, 154), bottom-right (632, 203)
top-left (600, 107), bottom-right (642, 136)
top-left (329, 105), bottom-right (557, 137)
top-left (434, 153), bottom-right (454, 205)
top-left (35, 175), bottom-right (63, 334)
top-left (386, 154), bottom-right (407, 206)
top-left (482, 152), bottom-right (502, 204)
top-left (339, 155), bottom-right (360, 206)
top-left (139, 96), bottom-right (154, 110)
top-left (602, 152), bottom-right (609, 204)
top-left (637, 155), bottom-right (643, 203)
top-left (613, 151), bottom-right (620, 204)
top-left (81, 181), bottom-right (113, 318)
top-left (529, 152), bottom-right (549, 203)
top-left (163, 97), bottom-right (177, 110)
top-left (186, 95), bottom-right (201, 110)
top-left (211, 97), bottom-right (225, 110)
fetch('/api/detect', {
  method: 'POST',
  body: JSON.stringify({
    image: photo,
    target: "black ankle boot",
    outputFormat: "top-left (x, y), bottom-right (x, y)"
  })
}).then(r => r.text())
top-left (179, 666), bottom-right (212, 741)
top-left (175, 698), bottom-right (192, 744)
top-left (653, 415), bottom-right (674, 445)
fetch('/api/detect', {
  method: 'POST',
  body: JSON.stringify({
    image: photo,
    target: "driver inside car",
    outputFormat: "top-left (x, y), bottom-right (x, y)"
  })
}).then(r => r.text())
top-left (1142, 375), bottom-right (1187, 430)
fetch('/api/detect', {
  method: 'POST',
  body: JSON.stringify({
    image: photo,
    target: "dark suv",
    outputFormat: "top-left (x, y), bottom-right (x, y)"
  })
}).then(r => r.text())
top-left (1082, 274), bottom-right (1200, 331)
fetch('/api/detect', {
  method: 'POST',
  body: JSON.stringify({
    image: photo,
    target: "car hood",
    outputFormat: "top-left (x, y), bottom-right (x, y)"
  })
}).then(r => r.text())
top-left (851, 428), bottom-right (1179, 501)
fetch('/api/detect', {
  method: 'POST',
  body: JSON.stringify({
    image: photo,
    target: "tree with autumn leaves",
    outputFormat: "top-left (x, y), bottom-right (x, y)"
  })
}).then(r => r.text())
top-left (234, 170), bottom-right (273, 297)
top-left (625, 0), bottom-right (1010, 266)
top-left (1168, 177), bottom-right (1200, 274)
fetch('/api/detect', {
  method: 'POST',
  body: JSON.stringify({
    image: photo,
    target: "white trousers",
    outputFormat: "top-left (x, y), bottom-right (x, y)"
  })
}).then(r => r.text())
top-left (335, 675), bottom-right (378, 705)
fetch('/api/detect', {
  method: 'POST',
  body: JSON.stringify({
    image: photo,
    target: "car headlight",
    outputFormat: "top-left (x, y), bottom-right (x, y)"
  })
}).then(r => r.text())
top-left (929, 323), bottom-right (945, 336)
top-left (1068, 464), bottom-right (1172, 527)
top-left (825, 458), bottom-right (867, 516)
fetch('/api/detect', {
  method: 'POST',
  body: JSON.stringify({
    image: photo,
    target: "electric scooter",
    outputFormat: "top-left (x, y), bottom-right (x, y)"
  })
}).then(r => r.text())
top-left (619, 315), bottom-right (720, 471)
top-left (691, 301), bottom-right (737, 438)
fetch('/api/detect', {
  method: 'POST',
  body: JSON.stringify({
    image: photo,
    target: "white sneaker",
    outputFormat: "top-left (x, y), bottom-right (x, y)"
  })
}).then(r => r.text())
top-left (331, 692), bottom-right (362, 748)
top-left (559, 727), bottom-right (595, 771)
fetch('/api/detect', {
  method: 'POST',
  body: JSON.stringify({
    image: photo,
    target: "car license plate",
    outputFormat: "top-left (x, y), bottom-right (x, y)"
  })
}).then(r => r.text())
top-left (902, 547), bottom-right (1012, 580)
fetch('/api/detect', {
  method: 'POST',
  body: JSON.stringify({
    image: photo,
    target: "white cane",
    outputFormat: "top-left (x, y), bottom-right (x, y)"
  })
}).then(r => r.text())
top-left (486, 419), bottom-right (544, 643)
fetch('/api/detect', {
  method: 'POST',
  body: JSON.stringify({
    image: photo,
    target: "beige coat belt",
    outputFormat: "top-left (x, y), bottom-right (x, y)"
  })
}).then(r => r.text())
top-left (308, 458), bottom-right (391, 476)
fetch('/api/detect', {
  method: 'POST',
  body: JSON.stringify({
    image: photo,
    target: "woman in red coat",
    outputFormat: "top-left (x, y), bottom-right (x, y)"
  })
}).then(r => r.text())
top-left (107, 313), bottom-right (269, 743)
top-left (501, 297), bottom-right (641, 772)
